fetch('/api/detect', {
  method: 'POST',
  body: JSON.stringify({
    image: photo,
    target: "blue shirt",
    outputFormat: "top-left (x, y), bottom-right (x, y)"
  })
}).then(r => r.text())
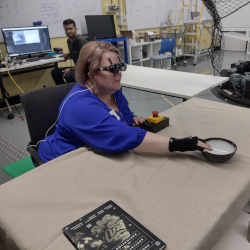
top-left (38, 83), bottom-right (147, 163)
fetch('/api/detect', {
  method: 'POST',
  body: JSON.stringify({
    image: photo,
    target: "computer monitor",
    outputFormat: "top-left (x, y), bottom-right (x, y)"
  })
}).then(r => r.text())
top-left (85, 15), bottom-right (117, 40)
top-left (1, 26), bottom-right (51, 57)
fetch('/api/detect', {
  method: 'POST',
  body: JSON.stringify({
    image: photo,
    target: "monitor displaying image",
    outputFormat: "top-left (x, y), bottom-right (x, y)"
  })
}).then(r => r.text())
top-left (13, 30), bottom-right (40, 45)
top-left (2, 26), bottom-right (51, 56)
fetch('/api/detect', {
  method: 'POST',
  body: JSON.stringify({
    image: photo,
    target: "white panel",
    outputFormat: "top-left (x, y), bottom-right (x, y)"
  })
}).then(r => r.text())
top-left (223, 36), bottom-right (246, 51)
top-left (222, 3), bottom-right (250, 31)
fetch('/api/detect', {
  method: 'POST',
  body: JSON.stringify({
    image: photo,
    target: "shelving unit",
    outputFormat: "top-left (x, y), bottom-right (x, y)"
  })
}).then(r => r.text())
top-left (97, 37), bottom-right (129, 64)
top-left (174, 0), bottom-right (212, 65)
top-left (160, 26), bottom-right (185, 58)
top-left (101, 0), bottom-right (213, 66)
top-left (183, 19), bottom-right (212, 65)
top-left (128, 40), bottom-right (162, 66)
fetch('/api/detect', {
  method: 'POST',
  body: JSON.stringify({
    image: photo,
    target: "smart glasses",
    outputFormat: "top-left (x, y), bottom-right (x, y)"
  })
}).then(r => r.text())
top-left (96, 58), bottom-right (127, 74)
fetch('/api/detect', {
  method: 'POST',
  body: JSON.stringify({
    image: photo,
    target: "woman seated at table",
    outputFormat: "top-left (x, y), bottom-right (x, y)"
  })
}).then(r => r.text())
top-left (38, 41), bottom-right (210, 163)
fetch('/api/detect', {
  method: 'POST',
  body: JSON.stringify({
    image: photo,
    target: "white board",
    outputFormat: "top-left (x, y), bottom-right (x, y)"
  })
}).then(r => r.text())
top-left (126, 0), bottom-right (179, 30)
top-left (0, 0), bottom-right (101, 41)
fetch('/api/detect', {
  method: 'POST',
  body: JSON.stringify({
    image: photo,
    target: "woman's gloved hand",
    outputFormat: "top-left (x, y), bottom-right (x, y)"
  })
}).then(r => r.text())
top-left (169, 136), bottom-right (211, 152)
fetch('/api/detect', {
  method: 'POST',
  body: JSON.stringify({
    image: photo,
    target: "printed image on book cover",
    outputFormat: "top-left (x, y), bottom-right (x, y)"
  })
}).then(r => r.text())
top-left (63, 201), bottom-right (166, 250)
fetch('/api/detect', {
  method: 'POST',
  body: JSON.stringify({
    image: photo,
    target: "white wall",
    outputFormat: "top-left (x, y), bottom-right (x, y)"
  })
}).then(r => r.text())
top-left (223, 37), bottom-right (247, 51)
top-left (0, 0), bottom-right (101, 41)
top-left (222, 3), bottom-right (250, 31)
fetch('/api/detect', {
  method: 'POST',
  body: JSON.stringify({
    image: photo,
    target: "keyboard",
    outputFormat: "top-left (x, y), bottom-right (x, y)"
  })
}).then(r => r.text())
top-left (26, 57), bottom-right (40, 62)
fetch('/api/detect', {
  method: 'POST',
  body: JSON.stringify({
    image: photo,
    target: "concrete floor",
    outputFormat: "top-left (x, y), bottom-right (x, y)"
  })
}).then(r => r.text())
top-left (0, 50), bottom-right (250, 249)
top-left (0, 106), bottom-right (29, 183)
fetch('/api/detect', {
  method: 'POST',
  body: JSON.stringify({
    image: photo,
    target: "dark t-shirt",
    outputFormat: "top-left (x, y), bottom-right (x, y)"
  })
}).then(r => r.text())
top-left (67, 35), bottom-right (87, 64)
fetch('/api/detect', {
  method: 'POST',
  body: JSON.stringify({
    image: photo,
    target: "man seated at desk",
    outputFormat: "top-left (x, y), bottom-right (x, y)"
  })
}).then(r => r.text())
top-left (51, 18), bottom-right (87, 85)
top-left (38, 41), bottom-right (210, 163)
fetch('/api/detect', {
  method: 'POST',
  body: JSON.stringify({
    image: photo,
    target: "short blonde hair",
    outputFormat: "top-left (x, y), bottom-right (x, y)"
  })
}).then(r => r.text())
top-left (75, 41), bottom-right (120, 84)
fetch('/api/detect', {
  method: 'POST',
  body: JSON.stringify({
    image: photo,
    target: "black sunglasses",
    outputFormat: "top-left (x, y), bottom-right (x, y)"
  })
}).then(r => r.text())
top-left (96, 58), bottom-right (127, 74)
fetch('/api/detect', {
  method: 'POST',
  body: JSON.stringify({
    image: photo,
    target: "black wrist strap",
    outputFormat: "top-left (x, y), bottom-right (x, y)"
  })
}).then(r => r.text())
top-left (169, 136), bottom-right (204, 152)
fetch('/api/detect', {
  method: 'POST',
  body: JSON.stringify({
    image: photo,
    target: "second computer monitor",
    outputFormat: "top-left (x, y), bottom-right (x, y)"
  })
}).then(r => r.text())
top-left (2, 26), bottom-right (51, 57)
top-left (85, 15), bottom-right (117, 40)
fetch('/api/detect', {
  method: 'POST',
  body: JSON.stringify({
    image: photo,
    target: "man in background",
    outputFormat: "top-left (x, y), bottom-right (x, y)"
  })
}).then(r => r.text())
top-left (52, 18), bottom-right (87, 85)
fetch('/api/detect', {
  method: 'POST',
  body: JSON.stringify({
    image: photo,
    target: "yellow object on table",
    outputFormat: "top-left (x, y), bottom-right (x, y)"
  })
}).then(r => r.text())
top-left (146, 110), bottom-right (165, 124)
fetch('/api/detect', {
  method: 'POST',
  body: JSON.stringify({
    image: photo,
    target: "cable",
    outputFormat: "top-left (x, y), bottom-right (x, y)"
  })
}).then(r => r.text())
top-left (5, 64), bottom-right (25, 94)
top-left (202, 0), bottom-right (223, 74)
top-left (202, 0), bottom-right (250, 74)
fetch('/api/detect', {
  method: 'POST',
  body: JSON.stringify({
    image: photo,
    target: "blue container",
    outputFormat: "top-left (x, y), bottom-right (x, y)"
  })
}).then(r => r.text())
top-left (33, 21), bottom-right (42, 26)
top-left (48, 51), bottom-right (57, 57)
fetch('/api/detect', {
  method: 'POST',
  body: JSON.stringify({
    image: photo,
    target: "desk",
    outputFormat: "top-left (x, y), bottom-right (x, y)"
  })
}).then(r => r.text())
top-left (0, 57), bottom-right (65, 74)
top-left (0, 56), bottom-right (64, 119)
top-left (121, 65), bottom-right (229, 100)
top-left (0, 98), bottom-right (250, 250)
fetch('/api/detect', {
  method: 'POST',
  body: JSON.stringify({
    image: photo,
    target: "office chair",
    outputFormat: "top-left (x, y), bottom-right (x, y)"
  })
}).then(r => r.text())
top-left (21, 83), bottom-right (74, 166)
top-left (151, 38), bottom-right (177, 69)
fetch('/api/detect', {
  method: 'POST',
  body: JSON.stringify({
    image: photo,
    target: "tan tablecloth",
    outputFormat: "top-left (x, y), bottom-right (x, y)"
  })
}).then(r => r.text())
top-left (1, 98), bottom-right (250, 250)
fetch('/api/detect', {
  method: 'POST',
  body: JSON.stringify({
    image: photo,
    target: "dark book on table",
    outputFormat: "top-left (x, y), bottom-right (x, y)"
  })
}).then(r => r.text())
top-left (63, 200), bottom-right (166, 250)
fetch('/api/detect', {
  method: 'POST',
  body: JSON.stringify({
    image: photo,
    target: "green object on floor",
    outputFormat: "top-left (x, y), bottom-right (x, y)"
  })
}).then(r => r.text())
top-left (3, 156), bottom-right (35, 178)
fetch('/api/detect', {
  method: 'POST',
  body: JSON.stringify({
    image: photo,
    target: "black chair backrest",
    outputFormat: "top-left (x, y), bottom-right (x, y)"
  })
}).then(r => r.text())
top-left (21, 83), bottom-right (74, 145)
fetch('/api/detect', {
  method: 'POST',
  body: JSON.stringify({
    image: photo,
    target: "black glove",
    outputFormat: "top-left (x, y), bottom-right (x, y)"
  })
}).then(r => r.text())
top-left (169, 136), bottom-right (205, 152)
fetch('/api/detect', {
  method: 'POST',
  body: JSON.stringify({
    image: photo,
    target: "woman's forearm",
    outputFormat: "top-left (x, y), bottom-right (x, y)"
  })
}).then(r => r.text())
top-left (135, 132), bottom-right (211, 154)
top-left (134, 132), bottom-right (170, 154)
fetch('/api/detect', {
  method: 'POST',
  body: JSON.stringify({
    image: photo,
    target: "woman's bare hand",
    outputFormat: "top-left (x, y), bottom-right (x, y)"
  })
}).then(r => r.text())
top-left (132, 116), bottom-right (146, 126)
top-left (198, 140), bottom-right (211, 151)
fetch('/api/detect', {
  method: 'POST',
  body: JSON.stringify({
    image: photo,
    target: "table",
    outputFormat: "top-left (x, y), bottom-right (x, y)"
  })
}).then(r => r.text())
top-left (1, 97), bottom-right (250, 250)
top-left (121, 65), bottom-right (229, 100)
top-left (0, 57), bottom-right (65, 74)
top-left (0, 56), bottom-right (64, 119)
